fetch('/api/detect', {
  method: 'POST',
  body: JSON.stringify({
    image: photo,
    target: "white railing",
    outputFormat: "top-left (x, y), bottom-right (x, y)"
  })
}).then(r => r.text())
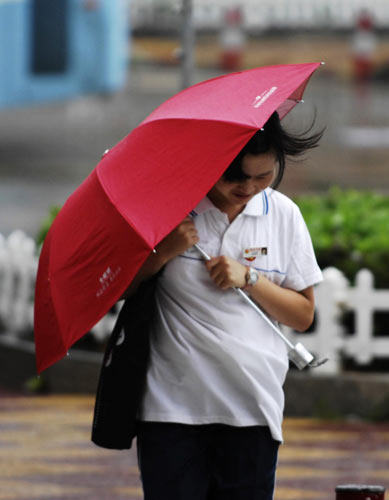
top-left (0, 230), bottom-right (117, 343)
top-left (129, 0), bottom-right (389, 30)
top-left (1, 230), bottom-right (389, 375)
top-left (284, 267), bottom-right (389, 375)
top-left (0, 231), bottom-right (37, 334)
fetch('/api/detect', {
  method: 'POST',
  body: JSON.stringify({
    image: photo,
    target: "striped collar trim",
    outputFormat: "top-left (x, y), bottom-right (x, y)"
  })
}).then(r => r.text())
top-left (244, 190), bottom-right (269, 217)
top-left (192, 189), bottom-right (270, 218)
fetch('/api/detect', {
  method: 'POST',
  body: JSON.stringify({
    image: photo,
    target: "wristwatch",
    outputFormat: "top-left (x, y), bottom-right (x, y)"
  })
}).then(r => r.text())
top-left (245, 266), bottom-right (259, 288)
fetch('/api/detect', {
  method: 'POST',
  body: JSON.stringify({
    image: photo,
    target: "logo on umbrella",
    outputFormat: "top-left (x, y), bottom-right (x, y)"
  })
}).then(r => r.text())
top-left (96, 266), bottom-right (122, 298)
top-left (253, 87), bottom-right (278, 108)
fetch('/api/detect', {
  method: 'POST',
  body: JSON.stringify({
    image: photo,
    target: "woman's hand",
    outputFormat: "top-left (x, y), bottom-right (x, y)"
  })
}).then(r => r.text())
top-left (205, 256), bottom-right (315, 332)
top-left (156, 217), bottom-right (199, 262)
top-left (205, 256), bottom-right (247, 290)
top-left (120, 217), bottom-right (198, 300)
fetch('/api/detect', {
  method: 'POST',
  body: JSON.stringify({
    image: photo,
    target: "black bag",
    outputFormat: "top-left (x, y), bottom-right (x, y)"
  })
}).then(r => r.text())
top-left (91, 275), bottom-right (158, 450)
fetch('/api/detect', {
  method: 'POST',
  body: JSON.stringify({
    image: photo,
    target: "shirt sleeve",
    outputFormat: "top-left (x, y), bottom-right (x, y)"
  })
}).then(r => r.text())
top-left (282, 205), bottom-right (323, 291)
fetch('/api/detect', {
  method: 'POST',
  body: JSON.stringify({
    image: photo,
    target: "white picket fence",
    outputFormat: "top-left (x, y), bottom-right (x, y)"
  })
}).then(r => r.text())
top-left (130, 0), bottom-right (389, 30)
top-left (283, 267), bottom-right (389, 375)
top-left (0, 231), bottom-right (37, 335)
top-left (1, 230), bottom-right (389, 375)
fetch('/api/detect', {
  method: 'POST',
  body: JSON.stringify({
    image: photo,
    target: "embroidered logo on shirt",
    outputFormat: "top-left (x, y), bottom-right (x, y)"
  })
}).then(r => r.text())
top-left (243, 247), bottom-right (267, 261)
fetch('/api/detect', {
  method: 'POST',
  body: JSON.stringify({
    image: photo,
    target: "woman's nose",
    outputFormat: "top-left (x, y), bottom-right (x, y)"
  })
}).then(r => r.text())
top-left (239, 179), bottom-right (256, 190)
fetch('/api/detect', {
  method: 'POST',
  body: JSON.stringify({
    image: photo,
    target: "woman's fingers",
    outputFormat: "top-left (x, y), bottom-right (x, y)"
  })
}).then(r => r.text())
top-left (205, 256), bottom-right (247, 289)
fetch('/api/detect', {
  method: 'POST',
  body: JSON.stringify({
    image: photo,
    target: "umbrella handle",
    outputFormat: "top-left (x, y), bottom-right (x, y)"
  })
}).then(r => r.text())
top-left (193, 243), bottom-right (327, 370)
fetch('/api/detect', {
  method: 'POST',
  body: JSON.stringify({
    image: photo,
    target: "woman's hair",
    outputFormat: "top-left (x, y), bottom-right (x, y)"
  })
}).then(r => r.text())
top-left (223, 111), bottom-right (324, 189)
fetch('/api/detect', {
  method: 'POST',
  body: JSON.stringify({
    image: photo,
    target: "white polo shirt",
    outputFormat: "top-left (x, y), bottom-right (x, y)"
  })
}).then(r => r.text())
top-left (139, 188), bottom-right (323, 442)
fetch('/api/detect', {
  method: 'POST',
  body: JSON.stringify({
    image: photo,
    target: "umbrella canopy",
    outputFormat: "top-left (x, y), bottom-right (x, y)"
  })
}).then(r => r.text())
top-left (34, 63), bottom-right (322, 373)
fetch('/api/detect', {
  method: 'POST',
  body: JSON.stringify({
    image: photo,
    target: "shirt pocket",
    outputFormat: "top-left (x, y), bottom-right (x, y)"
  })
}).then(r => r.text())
top-left (238, 246), bottom-right (286, 287)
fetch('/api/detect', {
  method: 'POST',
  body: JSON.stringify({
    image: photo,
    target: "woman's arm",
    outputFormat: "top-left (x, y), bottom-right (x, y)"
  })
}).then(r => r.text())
top-left (120, 217), bottom-right (199, 299)
top-left (205, 256), bottom-right (315, 332)
top-left (245, 276), bottom-right (315, 332)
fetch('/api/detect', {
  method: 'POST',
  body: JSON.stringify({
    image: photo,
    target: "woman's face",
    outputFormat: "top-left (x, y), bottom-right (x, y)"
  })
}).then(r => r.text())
top-left (207, 152), bottom-right (277, 213)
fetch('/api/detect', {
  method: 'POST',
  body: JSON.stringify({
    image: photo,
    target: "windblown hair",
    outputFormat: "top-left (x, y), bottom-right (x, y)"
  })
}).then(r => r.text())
top-left (223, 111), bottom-right (324, 189)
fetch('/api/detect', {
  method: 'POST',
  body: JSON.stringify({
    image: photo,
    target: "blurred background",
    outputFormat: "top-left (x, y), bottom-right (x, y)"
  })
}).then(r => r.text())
top-left (1, 0), bottom-right (389, 237)
top-left (1, 3), bottom-right (389, 498)
top-left (1, 0), bottom-right (389, 392)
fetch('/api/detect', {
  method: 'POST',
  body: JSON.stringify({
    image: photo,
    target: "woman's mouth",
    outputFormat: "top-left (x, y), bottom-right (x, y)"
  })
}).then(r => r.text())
top-left (233, 192), bottom-right (252, 200)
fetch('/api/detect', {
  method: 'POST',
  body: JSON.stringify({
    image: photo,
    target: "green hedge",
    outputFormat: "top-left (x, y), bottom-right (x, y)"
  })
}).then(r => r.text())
top-left (295, 187), bottom-right (389, 288)
top-left (37, 189), bottom-right (389, 287)
top-left (36, 205), bottom-right (61, 247)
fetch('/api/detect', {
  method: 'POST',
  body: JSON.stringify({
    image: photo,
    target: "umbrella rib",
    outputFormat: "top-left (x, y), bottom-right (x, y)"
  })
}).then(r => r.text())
top-left (141, 115), bottom-right (260, 130)
top-left (96, 168), bottom-right (154, 251)
top-left (140, 96), bottom-right (303, 130)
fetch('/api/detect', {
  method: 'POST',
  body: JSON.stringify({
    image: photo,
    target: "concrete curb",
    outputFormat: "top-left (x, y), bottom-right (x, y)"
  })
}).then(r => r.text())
top-left (1, 334), bottom-right (389, 420)
top-left (284, 370), bottom-right (389, 420)
top-left (0, 334), bottom-right (102, 394)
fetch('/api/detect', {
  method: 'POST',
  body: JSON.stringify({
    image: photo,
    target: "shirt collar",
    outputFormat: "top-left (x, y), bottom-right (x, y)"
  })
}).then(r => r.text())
top-left (191, 196), bottom-right (216, 216)
top-left (192, 189), bottom-right (270, 218)
top-left (243, 189), bottom-right (270, 217)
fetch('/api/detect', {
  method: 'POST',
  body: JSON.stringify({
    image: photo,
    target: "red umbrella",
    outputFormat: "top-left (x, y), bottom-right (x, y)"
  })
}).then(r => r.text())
top-left (34, 63), bottom-right (322, 373)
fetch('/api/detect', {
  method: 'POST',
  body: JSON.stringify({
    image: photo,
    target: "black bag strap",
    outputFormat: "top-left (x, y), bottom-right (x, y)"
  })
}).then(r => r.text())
top-left (91, 275), bottom-right (159, 449)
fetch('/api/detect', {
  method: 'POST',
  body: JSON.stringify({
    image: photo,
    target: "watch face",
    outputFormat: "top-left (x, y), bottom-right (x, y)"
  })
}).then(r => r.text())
top-left (247, 268), bottom-right (258, 286)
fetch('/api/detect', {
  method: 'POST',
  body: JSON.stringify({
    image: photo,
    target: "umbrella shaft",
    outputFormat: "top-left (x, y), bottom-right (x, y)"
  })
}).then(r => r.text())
top-left (193, 244), bottom-right (294, 350)
top-left (235, 287), bottom-right (294, 350)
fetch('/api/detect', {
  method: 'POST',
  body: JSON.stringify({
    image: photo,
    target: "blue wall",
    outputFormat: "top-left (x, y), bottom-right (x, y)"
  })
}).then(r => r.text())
top-left (0, 0), bottom-right (129, 108)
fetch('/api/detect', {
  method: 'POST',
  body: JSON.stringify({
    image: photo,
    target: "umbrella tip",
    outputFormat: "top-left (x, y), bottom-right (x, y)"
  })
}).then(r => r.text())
top-left (320, 61), bottom-right (326, 66)
top-left (101, 149), bottom-right (110, 159)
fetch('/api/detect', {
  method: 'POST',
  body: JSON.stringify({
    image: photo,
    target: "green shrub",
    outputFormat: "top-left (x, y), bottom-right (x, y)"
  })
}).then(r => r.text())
top-left (295, 187), bottom-right (389, 288)
top-left (36, 189), bottom-right (389, 288)
top-left (36, 205), bottom-right (61, 247)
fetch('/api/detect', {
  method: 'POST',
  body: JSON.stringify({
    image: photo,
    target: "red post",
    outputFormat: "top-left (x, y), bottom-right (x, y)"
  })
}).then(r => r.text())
top-left (336, 484), bottom-right (385, 500)
top-left (219, 7), bottom-right (245, 71)
top-left (351, 10), bottom-right (377, 84)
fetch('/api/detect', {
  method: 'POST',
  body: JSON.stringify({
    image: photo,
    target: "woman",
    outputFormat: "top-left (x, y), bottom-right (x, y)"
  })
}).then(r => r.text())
top-left (126, 111), bottom-right (323, 500)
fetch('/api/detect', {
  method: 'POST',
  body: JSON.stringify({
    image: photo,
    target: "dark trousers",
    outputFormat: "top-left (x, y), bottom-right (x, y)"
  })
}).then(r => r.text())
top-left (137, 422), bottom-right (279, 500)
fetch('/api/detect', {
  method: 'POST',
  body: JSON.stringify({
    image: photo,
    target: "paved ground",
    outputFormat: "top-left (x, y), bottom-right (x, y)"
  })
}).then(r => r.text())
top-left (132, 33), bottom-right (389, 80)
top-left (0, 395), bottom-right (387, 500)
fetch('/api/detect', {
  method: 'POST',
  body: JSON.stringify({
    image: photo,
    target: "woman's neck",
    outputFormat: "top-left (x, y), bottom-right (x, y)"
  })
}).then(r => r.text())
top-left (206, 194), bottom-right (245, 223)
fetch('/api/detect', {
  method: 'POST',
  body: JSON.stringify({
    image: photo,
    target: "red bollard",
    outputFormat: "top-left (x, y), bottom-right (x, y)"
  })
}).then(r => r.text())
top-left (336, 484), bottom-right (385, 500)
top-left (351, 10), bottom-right (377, 84)
top-left (219, 7), bottom-right (245, 71)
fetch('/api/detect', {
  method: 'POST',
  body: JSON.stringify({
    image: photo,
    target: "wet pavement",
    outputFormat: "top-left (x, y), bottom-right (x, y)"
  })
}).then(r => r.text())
top-left (0, 395), bottom-right (387, 500)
